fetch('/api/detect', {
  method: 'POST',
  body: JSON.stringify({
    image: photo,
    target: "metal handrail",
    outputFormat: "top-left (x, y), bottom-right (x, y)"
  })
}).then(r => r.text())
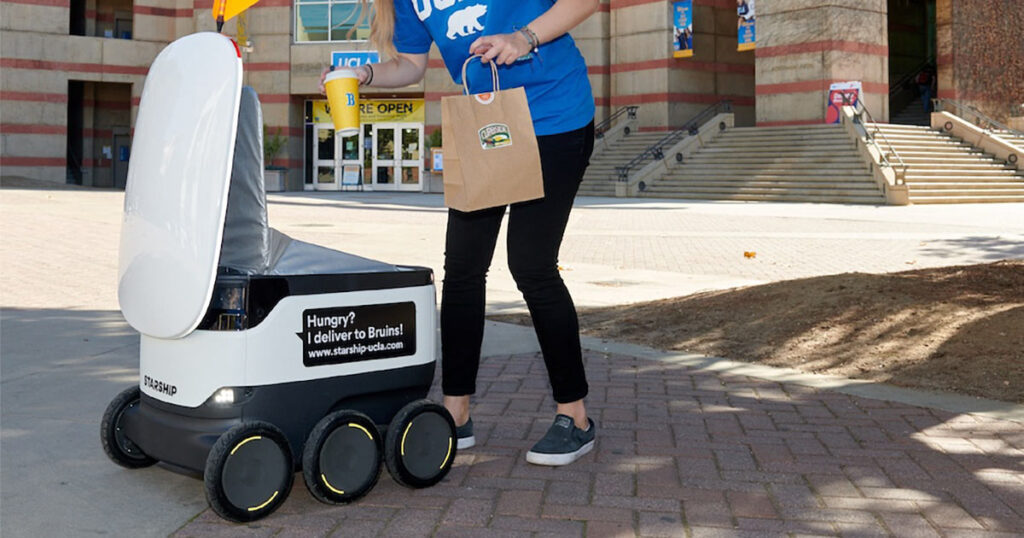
top-left (932, 98), bottom-right (1024, 138)
top-left (842, 94), bottom-right (908, 184)
top-left (614, 100), bottom-right (732, 182)
top-left (889, 56), bottom-right (934, 98)
top-left (594, 106), bottom-right (639, 139)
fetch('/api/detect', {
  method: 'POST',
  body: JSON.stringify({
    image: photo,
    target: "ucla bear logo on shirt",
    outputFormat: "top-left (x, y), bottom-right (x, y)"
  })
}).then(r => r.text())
top-left (446, 5), bottom-right (487, 39)
top-left (412, 0), bottom-right (487, 41)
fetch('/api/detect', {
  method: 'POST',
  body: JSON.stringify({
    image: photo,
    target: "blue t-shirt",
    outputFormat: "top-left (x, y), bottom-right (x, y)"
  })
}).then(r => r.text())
top-left (393, 0), bottom-right (595, 136)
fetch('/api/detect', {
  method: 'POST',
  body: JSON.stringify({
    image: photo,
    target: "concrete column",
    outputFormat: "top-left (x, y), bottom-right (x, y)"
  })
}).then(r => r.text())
top-left (610, 0), bottom-right (672, 131)
top-left (572, 5), bottom-right (610, 124)
top-left (608, 0), bottom-right (753, 132)
top-left (668, 3), bottom-right (754, 128)
top-left (756, 0), bottom-right (889, 125)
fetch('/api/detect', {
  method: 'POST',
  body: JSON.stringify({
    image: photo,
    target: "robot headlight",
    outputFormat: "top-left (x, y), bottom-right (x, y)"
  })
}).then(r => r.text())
top-left (210, 387), bottom-right (254, 406)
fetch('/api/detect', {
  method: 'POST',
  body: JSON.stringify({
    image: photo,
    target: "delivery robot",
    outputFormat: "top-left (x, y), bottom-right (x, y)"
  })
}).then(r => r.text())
top-left (99, 32), bottom-right (456, 523)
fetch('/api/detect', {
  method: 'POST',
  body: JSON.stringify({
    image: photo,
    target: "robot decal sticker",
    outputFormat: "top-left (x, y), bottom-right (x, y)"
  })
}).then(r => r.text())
top-left (298, 302), bottom-right (417, 366)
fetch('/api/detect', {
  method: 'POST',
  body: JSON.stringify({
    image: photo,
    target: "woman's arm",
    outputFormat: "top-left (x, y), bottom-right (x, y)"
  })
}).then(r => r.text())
top-left (319, 52), bottom-right (429, 93)
top-left (469, 0), bottom-right (601, 65)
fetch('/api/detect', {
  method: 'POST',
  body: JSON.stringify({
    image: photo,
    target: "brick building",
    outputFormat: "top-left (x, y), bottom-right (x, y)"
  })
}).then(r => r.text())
top-left (2, 0), bottom-right (1021, 191)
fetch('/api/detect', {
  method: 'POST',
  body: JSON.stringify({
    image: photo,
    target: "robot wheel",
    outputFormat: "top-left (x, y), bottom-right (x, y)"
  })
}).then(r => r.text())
top-left (100, 386), bottom-right (157, 469)
top-left (302, 409), bottom-right (383, 504)
top-left (204, 421), bottom-right (293, 522)
top-left (384, 399), bottom-right (457, 489)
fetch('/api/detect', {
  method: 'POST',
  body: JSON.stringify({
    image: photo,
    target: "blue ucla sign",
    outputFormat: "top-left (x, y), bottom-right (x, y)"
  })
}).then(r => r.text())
top-left (331, 51), bottom-right (380, 68)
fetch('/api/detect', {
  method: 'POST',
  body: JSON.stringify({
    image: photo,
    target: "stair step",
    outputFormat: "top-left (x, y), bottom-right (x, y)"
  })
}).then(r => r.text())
top-left (709, 139), bottom-right (853, 148)
top-left (908, 182), bottom-right (1024, 190)
top-left (651, 180), bottom-right (879, 190)
top-left (670, 164), bottom-right (869, 172)
top-left (906, 174), bottom-right (1024, 181)
top-left (635, 192), bottom-right (885, 204)
top-left (909, 195), bottom-right (1024, 204)
top-left (911, 189), bottom-right (1024, 197)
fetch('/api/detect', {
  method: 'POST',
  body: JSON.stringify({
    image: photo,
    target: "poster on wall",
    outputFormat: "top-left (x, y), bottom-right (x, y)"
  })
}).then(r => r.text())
top-left (737, 0), bottom-right (755, 51)
top-left (673, 1), bottom-right (694, 58)
top-left (826, 81), bottom-right (862, 124)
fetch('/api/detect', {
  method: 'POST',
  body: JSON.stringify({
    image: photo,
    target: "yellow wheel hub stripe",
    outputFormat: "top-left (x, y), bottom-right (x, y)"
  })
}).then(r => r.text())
top-left (321, 474), bottom-right (345, 495)
top-left (439, 437), bottom-right (452, 470)
top-left (400, 423), bottom-right (412, 456)
top-left (401, 418), bottom-right (455, 470)
top-left (230, 436), bottom-right (261, 456)
top-left (349, 423), bottom-right (373, 440)
top-left (247, 490), bottom-right (278, 511)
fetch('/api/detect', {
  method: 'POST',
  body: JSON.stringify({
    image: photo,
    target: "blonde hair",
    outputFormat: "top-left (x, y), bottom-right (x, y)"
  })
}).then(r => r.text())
top-left (355, 0), bottom-right (397, 60)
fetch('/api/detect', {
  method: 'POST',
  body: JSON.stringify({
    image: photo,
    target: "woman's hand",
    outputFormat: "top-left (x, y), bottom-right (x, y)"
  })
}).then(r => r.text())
top-left (318, 64), bottom-right (372, 94)
top-left (469, 32), bottom-right (534, 65)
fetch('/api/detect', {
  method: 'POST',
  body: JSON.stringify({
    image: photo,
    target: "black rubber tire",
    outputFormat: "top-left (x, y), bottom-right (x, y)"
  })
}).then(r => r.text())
top-left (203, 421), bottom-right (293, 522)
top-left (384, 399), bottom-right (456, 489)
top-left (302, 410), bottom-right (382, 505)
top-left (100, 386), bottom-right (157, 469)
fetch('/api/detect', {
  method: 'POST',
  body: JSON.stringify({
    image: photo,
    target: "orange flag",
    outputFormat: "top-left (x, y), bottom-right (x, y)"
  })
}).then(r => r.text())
top-left (212, 0), bottom-right (259, 29)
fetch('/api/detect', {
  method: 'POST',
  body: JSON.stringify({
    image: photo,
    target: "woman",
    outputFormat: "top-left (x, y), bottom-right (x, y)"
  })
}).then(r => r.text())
top-left (322, 0), bottom-right (598, 466)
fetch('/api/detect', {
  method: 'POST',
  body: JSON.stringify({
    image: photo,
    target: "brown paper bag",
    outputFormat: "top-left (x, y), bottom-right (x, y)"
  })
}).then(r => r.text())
top-left (441, 56), bottom-right (544, 212)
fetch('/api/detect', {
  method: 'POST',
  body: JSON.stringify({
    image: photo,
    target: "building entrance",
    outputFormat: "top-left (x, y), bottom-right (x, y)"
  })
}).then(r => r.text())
top-left (305, 98), bottom-right (425, 192)
top-left (888, 0), bottom-right (937, 124)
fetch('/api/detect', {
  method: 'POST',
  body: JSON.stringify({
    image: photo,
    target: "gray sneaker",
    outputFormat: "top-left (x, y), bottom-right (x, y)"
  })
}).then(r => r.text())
top-left (456, 417), bottom-right (475, 449)
top-left (525, 414), bottom-right (595, 466)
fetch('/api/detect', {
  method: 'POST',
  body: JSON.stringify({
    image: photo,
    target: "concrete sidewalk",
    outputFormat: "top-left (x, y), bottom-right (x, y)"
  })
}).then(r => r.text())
top-left (2, 188), bottom-right (1023, 537)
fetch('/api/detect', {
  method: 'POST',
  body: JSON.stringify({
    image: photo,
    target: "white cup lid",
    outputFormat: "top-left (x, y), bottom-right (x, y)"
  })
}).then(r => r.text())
top-left (324, 68), bottom-right (357, 83)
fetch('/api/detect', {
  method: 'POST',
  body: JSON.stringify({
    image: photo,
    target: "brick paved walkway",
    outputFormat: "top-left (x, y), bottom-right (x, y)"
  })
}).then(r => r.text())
top-left (3, 187), bottom-right (1023, 536)
top-left (174, 349), bottom-right (1024, 537)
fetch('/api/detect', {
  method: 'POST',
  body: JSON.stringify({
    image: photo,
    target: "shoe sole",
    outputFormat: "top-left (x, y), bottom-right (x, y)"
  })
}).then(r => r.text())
top-left (457, 435), bottom-right (476, 450)
top-left (525, 439), bottom-right (594, 466)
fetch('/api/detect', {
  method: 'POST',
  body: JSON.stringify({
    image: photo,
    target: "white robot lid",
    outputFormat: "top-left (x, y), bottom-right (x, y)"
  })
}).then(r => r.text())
top-left (118, 32), bottom-right (243, 339)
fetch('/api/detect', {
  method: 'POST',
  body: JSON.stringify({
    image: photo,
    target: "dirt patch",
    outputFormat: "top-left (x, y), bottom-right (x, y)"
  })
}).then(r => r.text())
top-left (495, 261), bottom-right (1024, 403)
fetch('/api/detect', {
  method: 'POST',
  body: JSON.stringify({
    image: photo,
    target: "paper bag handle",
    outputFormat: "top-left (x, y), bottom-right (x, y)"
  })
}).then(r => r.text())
top-left (460, 55), bottom-right (501, 97)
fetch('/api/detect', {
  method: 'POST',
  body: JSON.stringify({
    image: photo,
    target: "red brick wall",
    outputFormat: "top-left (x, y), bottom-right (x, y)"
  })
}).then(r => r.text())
top-left (948, 0), bottom-right (1024, 121)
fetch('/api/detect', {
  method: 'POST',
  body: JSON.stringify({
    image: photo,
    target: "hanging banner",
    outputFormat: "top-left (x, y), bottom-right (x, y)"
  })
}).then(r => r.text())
top-left (672, 1), bottom-right (693, 59)
top-left (312, 99), bottom-right (425, 125)
top-left (737, 0), bottom-right (755, 51)
top-left (826, 81), bottom-right (862, 124)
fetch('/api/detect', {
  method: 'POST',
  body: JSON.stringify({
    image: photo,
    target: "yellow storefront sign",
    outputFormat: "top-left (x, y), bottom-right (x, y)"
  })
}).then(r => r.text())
top-left (312, 99), bottom-right (425, 124)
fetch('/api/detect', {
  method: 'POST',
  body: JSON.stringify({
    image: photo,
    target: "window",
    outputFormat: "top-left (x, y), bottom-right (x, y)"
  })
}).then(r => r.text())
top-left (295, 0), bottom-right (371, 43)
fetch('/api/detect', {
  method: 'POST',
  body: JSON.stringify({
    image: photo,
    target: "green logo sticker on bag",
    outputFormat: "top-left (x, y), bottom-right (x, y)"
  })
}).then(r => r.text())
top-left (479, 123), bottom-right (512, 150)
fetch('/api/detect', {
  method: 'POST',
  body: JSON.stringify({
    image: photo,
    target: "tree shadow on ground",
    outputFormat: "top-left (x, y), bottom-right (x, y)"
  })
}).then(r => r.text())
top-left (507, 261), bottom-right (1024, 403)
top-left (918, 236), bottom-right (1024, 262)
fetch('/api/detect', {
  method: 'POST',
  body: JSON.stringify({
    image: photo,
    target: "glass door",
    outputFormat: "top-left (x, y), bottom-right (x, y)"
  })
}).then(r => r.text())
top-left (313, 124), bottom-right (339, 191)
top-left (397, 125), bottom-right (423, 192)
top-left (372, 123), bottom-right (423, 191)
top-left (371, 123), bottom-right (397, 190)
top-left (339, 129), bottom-right (361, 189)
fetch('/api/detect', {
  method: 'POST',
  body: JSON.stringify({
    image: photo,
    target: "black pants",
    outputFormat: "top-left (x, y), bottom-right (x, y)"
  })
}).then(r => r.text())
top-left (441, 121), bottom-right (594, 404)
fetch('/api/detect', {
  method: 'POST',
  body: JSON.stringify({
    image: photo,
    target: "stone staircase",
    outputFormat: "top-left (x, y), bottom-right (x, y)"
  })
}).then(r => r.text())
top-left (578, 132), bottom-right (666, 197)
top-left (995, 129), bottom-right (1024, 150)
top-left (636, 124), bottom-right (885, 204)
top-left (867, 123), bottom-right (1024, 203)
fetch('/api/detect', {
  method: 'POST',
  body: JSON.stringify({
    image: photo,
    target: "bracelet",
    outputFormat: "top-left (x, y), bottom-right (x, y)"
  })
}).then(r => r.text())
top-left (517, 27), bottom-right (539, 54)
top-left (523, 26), bottom-right (540, 53)
top-left (364, 63), bottom-right (374, 86)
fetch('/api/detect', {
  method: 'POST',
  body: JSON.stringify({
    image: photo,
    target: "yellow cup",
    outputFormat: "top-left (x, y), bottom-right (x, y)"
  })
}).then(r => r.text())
top-left (324, 68), bottom-right (360, 137)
